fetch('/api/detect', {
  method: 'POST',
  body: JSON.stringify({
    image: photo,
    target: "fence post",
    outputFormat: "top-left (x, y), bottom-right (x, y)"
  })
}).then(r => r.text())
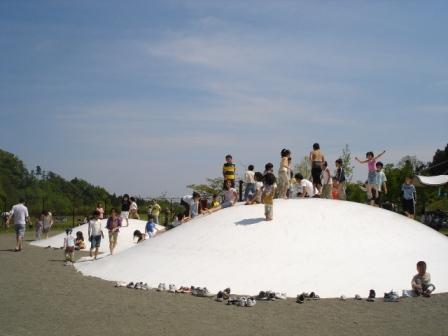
top-left (239, 180), bottom-right (243, 202)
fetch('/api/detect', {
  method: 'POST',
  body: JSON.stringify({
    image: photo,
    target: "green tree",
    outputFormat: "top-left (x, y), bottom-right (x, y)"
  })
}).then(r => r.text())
top-left (187, 177), bottom-right (224, 197)
top-left (340, 144), bottom-right (354, 182)
top-left (294, 156), bottom-right (311, 179)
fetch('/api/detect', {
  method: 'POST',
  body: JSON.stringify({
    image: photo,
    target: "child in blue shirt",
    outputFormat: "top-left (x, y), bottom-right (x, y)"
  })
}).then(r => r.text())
top-left (402, 176), bottom-right (417, 219)
top-left (145, 215), bottom-right (157, 238)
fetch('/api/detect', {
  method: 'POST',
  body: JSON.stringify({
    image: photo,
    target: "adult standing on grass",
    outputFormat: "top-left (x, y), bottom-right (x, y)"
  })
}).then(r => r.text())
top-left (106, 208), bottom-right (122, 255)
top-left (6, 198), bottom-right (30, 252)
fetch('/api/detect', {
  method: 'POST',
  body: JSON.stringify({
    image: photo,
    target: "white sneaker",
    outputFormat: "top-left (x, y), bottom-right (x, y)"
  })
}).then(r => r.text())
top-left (168, 284), bottom-right (176, 293)
top-left (238, 297), bottom-right (247, 307)
top-left (157, 283), bottom-right (166, 291)
top-left (275, 292), bottom-right (287, 300)
top-left (246, 297), bottom-right (256, 307)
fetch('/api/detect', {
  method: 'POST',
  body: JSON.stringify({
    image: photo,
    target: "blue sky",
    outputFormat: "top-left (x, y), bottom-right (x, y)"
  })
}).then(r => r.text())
top-left (1, 0), bottom-right (447, 197)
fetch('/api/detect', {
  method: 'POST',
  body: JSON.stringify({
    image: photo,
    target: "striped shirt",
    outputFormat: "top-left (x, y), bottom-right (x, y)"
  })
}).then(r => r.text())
top-left (223, 162), bottom-right (236, 180)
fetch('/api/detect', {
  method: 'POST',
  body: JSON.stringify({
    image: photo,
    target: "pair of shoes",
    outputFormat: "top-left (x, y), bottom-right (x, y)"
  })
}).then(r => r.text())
top-left (384, 290), bottom-right (400, 302)
top-left (422, 291), bottom-right (431, 298)
top-left (196, 287), bottom-right (213, 297)
top-left (367, 289), bottom-right (376, 302)
top-left (296, 294), bottom-right (305, 304)
top-left (308, 292), bottom-right (320, 300)
top-left (354, 294), bottom-right (362, 300)
top-left (175, 286), bottom-right (191, 294)
top-left (246, 297), bottom-right (256, 307)
top-left (257, 290), bottom-right (276, 301)
top-left (227, 296), bottom-right (240, 305)
top-left (168, 284), bottom-right (176, 293)
top-left (237, 297), bottom-right (247, 307)
top-left (126, 282), bottom-right (135, 289)
top-left (157, 283), bottom-right (166, 291)
top-left (275, 292), bottom-right (287, 300)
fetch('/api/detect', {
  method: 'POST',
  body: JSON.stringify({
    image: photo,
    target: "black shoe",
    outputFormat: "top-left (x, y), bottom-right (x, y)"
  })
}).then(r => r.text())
top-left (367, 289), bottom-right (376, 302)
top-left (296, 294), bottom-right (305, 304)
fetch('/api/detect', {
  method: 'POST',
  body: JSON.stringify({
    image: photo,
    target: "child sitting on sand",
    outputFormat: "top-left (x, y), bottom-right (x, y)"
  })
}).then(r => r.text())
top-left (75, 231), bottom-right (86, 250)
top-left (262, 173), bottom-right (277, 221)
top-left (411, 261), bottom-right (435, 297)
top-left (63, 228), bottom-right (75, 265)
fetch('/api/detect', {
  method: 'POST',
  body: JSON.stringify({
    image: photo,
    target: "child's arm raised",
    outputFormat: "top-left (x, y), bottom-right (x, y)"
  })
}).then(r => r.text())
top-left (355, 157), bottom-right (368, 164)
top-left (374, 150), bottom-right (386, 160)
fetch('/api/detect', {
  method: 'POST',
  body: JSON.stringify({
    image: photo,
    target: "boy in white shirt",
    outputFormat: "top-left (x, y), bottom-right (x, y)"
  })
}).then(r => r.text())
top-left (294, 173), bottom-right (318, 198)
top-left (243, 165), bottom-right (256, 201)
top-left (88, 210), bottom-right (104, 260)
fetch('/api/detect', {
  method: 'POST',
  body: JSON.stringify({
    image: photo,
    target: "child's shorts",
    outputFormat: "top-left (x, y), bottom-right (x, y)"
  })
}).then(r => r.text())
top-left (14, 224), bottom-right (25, 238)
top-left (264, 204), bottom-right (273, 218)
top-left (402, 198), bottom-right (415, 214)
top-left (221, 201), bottom-right (233, 209)
top-left (109, 231), bottom-right (119, 244)
top-left (90, 235), bottom-right (102, 249)
top-left (367, 171), bottom-right (377, 185)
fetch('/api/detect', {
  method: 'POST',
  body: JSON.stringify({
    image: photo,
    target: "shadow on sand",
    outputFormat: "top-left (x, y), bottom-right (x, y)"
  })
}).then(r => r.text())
top-left (235, 218), bottom-right (265, 226)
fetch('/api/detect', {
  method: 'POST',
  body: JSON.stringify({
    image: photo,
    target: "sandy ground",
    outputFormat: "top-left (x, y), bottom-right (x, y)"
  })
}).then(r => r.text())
top-left (0, 232), bottom-right (447, 336)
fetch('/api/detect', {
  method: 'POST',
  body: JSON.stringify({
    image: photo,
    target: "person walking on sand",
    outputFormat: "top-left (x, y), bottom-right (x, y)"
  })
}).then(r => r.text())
top-left (88, 210), bottom-right (104, 260)
top-left (6, 198), bottom-right (30, 252)
top-left (106, 208), bottom-right (122, 255)
top-left (309, 143), bottom-right (325, 193)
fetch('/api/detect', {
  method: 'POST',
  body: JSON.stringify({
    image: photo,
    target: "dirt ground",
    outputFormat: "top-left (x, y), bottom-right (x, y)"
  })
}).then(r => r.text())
top-left (0, 232), bottom-right (447, 336)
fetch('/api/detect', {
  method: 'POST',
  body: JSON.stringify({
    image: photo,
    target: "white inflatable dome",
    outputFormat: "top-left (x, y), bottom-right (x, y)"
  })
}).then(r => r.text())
top-left (74, 199), bottom-right (448, 298)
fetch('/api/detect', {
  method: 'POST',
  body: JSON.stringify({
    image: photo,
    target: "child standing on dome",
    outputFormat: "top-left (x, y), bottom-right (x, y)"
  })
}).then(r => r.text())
top-left (262, 173), bottom-right (277, 221)
top-left (278, 149), bottom-right (291, 199)
top-left (355, 150), bottom-right (386, 206)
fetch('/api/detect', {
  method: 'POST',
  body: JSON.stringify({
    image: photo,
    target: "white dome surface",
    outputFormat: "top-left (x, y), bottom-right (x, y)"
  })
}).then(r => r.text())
top-left (74, 199), bottom-right (448, 298)
top-left (31, 219), bottom-right (165, 256)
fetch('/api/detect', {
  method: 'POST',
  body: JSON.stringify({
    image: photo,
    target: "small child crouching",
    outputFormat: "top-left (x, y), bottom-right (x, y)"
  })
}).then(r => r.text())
top-left (411, 261), bottom-right (436, 297)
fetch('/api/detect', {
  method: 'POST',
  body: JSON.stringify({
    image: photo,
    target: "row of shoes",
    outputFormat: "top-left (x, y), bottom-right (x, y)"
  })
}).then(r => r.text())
top-left (339, 289), bottom-right (400, 302)
top-left (156, 283), bottom-right (214, 297)
top-left (117, 281), bottom-right (150, 290)
top-left (296, 292), bottom-right (320, 304)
